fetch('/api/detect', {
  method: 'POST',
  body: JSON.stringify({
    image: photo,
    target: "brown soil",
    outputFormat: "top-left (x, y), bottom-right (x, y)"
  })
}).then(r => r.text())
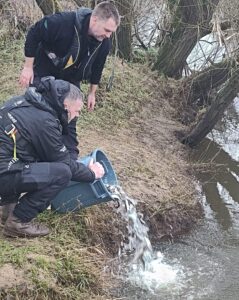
top-left (0, 264), bottom-right (26, 289)
top-left (78, 75), bottom-right (203, 254)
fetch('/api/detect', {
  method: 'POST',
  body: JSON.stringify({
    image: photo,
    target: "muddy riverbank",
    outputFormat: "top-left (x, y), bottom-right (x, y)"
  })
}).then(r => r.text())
top-left (0, 38), bottom-right (203, 298)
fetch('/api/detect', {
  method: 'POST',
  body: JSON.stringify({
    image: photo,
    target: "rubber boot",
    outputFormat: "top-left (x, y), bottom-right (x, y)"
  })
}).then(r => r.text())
top-left (3, 213), bottom-right (50, 238)
top-left (0, 203), bottom-right (17, 225)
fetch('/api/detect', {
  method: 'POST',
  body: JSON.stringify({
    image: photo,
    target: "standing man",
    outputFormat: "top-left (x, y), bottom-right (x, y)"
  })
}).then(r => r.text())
top-left (19, 1), bottom-right (120, 111)
top-left (0, 77), bottom-right (105, 238)
top-left (19, 1), bottom-right (120, 161)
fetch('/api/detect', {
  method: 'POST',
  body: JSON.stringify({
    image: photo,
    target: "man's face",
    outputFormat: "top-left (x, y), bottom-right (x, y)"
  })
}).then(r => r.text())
top-left (89, 16), bottom-right (118, 41)
top-left (64, 98), bottom-right (83, 123)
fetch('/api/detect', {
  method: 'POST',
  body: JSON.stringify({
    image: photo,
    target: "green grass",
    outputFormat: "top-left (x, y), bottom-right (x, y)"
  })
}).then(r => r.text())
top-left (78, 58), bottom-right (154, 132)
top-left (0, 210), bottom-right (104, 299)
top-left (0, 239), bottom-right (36, 267)
top-left (0, 38), bottom-right (25, 103)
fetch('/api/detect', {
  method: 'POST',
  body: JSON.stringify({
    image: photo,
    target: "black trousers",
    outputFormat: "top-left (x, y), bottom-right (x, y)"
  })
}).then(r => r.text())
top-left (0, 162), bottom-right (71, 222)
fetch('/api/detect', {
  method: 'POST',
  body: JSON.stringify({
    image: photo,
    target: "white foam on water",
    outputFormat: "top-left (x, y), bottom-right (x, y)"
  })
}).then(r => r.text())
top-left (127, 251), bottom-right (181, 293)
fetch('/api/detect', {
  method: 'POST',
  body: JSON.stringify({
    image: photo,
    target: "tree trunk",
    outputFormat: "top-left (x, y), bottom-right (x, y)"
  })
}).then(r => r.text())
top-left (187, 60), bottom-right (236, 104)
top-left (35, 0), bottom-right (60, 15)
top-left (153, 0), bottom-right (219, 79)
top-left (182, 67), bottom-right (239, 147)
top-left (115, 0), bottom-right (132, 60)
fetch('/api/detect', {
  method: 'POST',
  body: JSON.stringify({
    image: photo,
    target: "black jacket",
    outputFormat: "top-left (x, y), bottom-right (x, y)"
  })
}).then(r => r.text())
top-left (25, 9), bottom-right (111, 85)
top-left (0, 79), bottom-right (95, 182)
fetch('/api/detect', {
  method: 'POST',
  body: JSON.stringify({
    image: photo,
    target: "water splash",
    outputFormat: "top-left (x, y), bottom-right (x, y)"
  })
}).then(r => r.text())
top-left (128, 251), bottom-right (181, 293)
top-left (107, 185), bottom-right (180, 291)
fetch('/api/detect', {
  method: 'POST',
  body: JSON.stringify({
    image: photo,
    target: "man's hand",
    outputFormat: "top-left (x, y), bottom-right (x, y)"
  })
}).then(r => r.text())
top-left (87, 92), bottom-right (96, 111)
top-left (19, 66), bottom-right (34, 87)
top-left (88, 159), bottom-right (105, 179)
top-left (19, 57), bottom-right (35, 88)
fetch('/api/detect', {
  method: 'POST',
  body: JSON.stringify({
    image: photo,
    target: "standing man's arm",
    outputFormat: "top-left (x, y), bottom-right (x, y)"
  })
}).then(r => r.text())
top-left (87, 39), bottom-right (111, 111)
top-left (19, 18), bottom-right (44, 88)
top-left (19, 57), bottom-right (35, 87)
top-left (19, 13), bottom-right (71, 88)
top-left (87, 83), bottom-right (98, 111)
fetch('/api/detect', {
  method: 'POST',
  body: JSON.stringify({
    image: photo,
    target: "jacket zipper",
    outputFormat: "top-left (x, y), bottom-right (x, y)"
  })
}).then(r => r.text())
top-left (63, 26), bottom-right (81, 69)
top-left (82, 41), bottom-right (102, 80)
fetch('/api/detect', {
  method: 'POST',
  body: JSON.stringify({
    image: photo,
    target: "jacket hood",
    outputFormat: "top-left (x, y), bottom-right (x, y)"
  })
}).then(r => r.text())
top-left (75, 7), bottom-right (92, 31)
top-left (25, 76), bottom-right (70, 134)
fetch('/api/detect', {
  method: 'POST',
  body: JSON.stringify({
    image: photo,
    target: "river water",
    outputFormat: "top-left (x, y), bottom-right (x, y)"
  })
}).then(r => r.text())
top-left (113, 98), bottom-right (239, 299)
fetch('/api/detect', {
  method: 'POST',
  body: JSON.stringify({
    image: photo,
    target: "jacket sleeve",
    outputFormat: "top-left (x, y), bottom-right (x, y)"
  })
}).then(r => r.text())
top-left (62, 118), bottom-right (79, 160)
top-left (31, 117), bottom-right (95, 183)
top-left (24, 12), bottom-right (74, 58)
top-left (90, 39), bottom-right (111, 85)
top-left (25, 15), bottom-right (55, 57)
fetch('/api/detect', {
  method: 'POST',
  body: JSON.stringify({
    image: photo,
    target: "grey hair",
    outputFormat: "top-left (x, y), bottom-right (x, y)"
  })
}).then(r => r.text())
top-left (65, 83), bottom-right (84, 102)
top-left (92, 1), bottom-right (120, 26)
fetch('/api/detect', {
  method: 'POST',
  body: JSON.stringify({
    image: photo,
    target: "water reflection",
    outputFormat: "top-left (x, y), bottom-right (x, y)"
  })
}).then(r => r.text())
top-left (191, 137), bottom-right (239, 230)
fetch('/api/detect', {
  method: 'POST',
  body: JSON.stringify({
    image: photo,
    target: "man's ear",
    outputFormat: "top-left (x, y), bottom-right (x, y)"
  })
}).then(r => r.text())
top-left (63, 100), bottom-right (68, 110)
top-left (91, 15), bottom-right (98, 24)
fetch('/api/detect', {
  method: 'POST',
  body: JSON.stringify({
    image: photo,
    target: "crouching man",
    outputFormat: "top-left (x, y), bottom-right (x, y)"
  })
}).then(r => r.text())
top-left (0, 77), bottom-right (104, 238)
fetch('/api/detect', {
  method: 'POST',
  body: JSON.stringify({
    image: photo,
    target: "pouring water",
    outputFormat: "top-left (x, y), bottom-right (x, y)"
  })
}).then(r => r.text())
top-left (107, 185), bottom-right (181, 293)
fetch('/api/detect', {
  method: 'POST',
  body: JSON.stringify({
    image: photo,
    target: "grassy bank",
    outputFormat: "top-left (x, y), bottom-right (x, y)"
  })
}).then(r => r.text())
top-left (0, 36), bottom-right (202, 299)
